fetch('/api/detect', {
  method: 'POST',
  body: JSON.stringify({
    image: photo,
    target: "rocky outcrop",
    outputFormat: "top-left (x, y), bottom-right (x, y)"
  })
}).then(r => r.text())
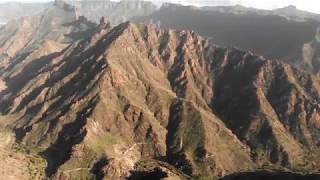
top-left (301, 27), bottom-right (320, 75)
top-left (66, 0), bottom-right (157, 25)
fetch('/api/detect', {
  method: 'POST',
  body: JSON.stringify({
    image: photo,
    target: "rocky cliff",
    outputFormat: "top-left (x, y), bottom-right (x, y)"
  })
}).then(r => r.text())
top-left (67, 0), bottom-right (157, 25)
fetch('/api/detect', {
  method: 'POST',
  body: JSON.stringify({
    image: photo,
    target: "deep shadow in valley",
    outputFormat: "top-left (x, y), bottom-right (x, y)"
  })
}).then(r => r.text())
top-left (220, 171), bottom-right (320, 180)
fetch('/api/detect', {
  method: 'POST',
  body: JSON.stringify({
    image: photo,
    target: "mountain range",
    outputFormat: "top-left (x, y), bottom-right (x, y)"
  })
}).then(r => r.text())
top-left (133, 3), bottom-right (320, 75)
top-left (0, 1), bottom-right (49, 25)
top-left (66, 0), bottom-right (157, 25)
top-left (0, 0), bottom-right (320, 180)
top-left (0, 0), bottom-right (158, 26)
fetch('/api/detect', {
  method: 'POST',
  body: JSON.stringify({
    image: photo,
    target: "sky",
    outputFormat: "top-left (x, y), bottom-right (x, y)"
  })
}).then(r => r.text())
top-left (0, 0), bottom-right (319, 14)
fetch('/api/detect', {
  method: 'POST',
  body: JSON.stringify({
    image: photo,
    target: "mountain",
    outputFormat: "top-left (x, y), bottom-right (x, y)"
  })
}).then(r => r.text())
top-left (274, 5), bottom-right (320, 22)
top-left (301, 28), bottom-right (320, 75)
top-left (1, 14), bottom-right (320, 179)
top-left (133, 3), bottom-right (320, 74)
top-left (203, 5), bottom-right (320, 22)
top-left (0, 0), bottom-right (96, 70)
top-left (0, 1), bottom-right (320, 179)
top-left (0, 2), bottom-right (50, 25)
top-left (66, 0), bottom-right (157, 25)
top-left (0, 0), bottom-right (158, 27)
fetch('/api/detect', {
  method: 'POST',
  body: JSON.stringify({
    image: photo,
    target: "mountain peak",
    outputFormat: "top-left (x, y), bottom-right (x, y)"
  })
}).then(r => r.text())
top-left (284, 5), bottom-right (297, 10)
top-left (54, 0), bottom-right (76, 12)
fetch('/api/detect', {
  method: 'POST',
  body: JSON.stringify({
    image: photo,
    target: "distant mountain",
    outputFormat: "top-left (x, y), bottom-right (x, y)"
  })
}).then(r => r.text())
top-left (133, 3), bottom-right (320, 74)
top-left (203, 5), bottom-right (320, 22)
top-left (0, 0), bottom-right (158, 27)
top-left (274, 5), bottom-right (320, 22)
top-left (0, 0), bottom-right (96, 70)
top-left (66, 0), bottom-right (157, 25)
top-left (0, 2), bottom-right (50, 25)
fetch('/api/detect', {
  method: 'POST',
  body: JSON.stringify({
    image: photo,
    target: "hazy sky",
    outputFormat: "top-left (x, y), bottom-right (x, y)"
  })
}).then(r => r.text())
top-left (0, 0), bottom-right (319, 14)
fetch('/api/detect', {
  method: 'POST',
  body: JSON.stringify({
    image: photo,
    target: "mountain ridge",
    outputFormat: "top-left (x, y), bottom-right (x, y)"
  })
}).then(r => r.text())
top-left (0, 1), bottom-right (320, 179)
top-left (133, 3), bottom-right (320, 75)
top-left (0, 20), bottom-right (320, 179)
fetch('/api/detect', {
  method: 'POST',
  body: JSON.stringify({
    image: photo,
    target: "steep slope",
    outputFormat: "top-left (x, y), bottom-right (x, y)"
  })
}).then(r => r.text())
top-left (0, 3), bottom-right (97, 100)
top-left (0, 0), bottom-right (96, 70)
top-left (0, 2), bottom-right (100, 179)
top-left (0, 21), bottom-right (254, 179)
top-left (301, 28), bottom-right (320, 75)
top-left (1, 20), bottom-right (320, 179)
top-left (0, 117), bottom-right (47, 180)
top-left (133, 4), bottom-right (320, 74)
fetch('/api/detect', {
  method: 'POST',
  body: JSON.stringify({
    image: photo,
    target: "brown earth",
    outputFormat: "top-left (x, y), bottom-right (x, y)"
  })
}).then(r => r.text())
top-left (0, 20), bottom-right (319, 179)
top-left (0, 2), bottom-right (320, 179)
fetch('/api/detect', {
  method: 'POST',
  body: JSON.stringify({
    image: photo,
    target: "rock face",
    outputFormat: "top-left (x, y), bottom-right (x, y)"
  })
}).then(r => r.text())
top-left (0, 0), bottom-right (157, 27)
top-left (1, 18), bottom-right (320, 179)
top-left (301, 28), bottom-right (320, 75)
top-left (66, 0), bottom-right (157, 25)
top-left (133, 4), bottom-right (320, 74)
